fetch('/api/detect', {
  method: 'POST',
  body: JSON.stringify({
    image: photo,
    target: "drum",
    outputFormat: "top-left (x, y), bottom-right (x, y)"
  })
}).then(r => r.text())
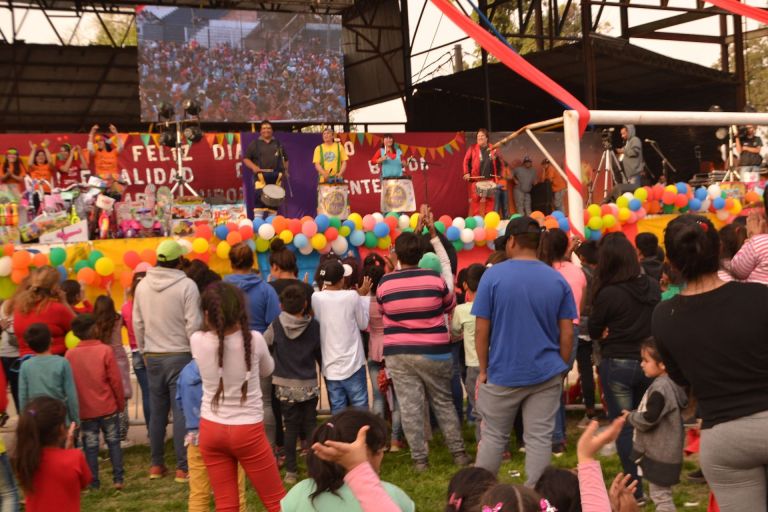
top-left (262, 184), bottom-right (286, 209)
top-left (317, 182), bottom-right (350, 219)
top-left (381, 177), bottom-right (416, 213)
top-left (475, 180), bottom-right (497, 198)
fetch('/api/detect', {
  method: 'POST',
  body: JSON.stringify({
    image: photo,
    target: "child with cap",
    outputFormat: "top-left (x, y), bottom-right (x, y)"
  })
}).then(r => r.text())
top-left (65, 314), bottom-right (125, 490)
top-left (311, 260), bottom-right (372, 414)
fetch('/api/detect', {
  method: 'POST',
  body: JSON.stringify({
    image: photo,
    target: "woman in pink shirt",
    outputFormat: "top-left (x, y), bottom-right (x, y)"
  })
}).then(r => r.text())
top-left (122, 272), bottom-right (150, 431)
top-left (540, 228), bottom-right (587, 452)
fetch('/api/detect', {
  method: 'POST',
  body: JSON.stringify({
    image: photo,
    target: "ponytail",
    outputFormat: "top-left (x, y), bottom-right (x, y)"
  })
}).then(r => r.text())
top-left (12, 397), bottom-right (67, 493)
top-left (664, 215), bottom-right (720, 281)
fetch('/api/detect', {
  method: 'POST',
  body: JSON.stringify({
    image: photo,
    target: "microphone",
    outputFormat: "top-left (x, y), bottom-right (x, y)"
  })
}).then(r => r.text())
top-left (644, 138), bottom-right (657, 144)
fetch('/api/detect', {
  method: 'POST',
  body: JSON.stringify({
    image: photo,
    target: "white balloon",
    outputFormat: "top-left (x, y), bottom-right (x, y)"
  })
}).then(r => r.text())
top-left (0, 256), bottom-right (10, 277)
top-left (372, 212), bottom-right (384, 223)
top-left (331, 237), bottom-right (348, 255)
top-left (700, 198), bottom-right (711, 211)
top-left (452, 217), bottom-right (466, 230)
top-left (177, 239), bottom-right (192, 255)
top-left (299, 244), bottom-right (314, 255)
top-left (622, 192), bottom-right (634, 201)
top-left (238, 218), bottom-right (252, 227)
top-left (497, 220), bottom-right (509, 234)
top-left (707, 184), bottom-right (722, 199)
top-left (460, 228), bottom-right (475, 244)
top-left (398, 214), bottom-right (410, 230)
top-left (258, 224), bottom-right (276, 240)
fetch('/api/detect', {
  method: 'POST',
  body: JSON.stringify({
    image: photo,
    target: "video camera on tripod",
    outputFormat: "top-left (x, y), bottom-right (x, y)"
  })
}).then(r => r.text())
top-left (600, 128), bottom-right (615, 151)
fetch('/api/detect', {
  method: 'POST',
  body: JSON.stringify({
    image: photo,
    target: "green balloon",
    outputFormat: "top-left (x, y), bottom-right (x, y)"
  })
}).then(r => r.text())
top-left (74, 260), bottom-right (91, 273)
top-left (364, 231), bottom-right (378, 249)
top-left (434, 221), bottom-right (446, 234)
top-left (385, 212), bottom-right (399, 218)
top-left (0, 277), bottom-right (16, 300)
top-left (88, 250), bottom-right (104, 265)
top-left (49, 247), bottom-right (67, 267)
top-left (510, 213), bottom-right (522, 220)
top-left (662, 204), bottom-right (675, 214)
top-left (465, 217), bottom-right (477, 229)
top-left (329, 217), bottom-right (342, 229)
top-left (402, 227), bottom-right (414, 233)
top-left (452, 240), bottom-right (464, 252)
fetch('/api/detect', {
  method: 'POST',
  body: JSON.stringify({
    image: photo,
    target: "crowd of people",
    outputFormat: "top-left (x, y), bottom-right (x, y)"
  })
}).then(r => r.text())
top-left (0, 194), bottom-right (767, 511)
top-left (138, 39), bottom-right (346, 123)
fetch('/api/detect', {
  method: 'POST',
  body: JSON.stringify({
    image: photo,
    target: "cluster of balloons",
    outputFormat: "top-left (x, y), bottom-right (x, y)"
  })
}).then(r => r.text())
top-left (0, 244), bottom-right (65, 284)
top-left (583, 183), bottom-right (747, 241)
top-left (72, 250), bottom-right (119, 288)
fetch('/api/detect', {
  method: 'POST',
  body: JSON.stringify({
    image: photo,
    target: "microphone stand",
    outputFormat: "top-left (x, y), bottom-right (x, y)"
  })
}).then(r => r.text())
top-left (647, 140), bottom-right (678, 184)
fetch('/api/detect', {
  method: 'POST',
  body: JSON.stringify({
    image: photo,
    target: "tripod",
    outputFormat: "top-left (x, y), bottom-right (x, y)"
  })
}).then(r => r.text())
top-left (168, 121), bottom-right (199, 198)
top-left (590, 148), bottom-right (626, 202)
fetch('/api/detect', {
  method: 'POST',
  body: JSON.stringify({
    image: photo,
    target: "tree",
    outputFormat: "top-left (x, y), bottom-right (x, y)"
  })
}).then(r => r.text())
top-left (712, 35), bottom-right (768, 112)
top-left (71, 13), bottom-right (137, 47)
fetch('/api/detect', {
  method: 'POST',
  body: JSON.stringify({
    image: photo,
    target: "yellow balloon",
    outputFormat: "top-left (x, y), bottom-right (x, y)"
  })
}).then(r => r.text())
top-left (484, 211), bottom-right (501, 229)
top-left (279, 229), bottom-right (294, 244)
top-left (216, 241), bottom-right (231, 259)
top-left (377, 235), bottom-right (391, 250)
top-left (730, 199), bottom-right (743, 216)
top-left (94, 257), bottom-right (115, 277)
top-left (587, 204), bottom-right (601, 218)
top-left (618, 207), bottom-right (631, 222)
top-left (339, 225), bottom-right (351, 237)
top-left (311, 234), bottom-right (327, 251)
top-left (409, 213), bottom-right (420, 229)
top-left (65, 331), bottom-right (80, 350)
top-left (347, 213), bottom-right (363, 231)
top-left (192, 237), bottom-right (209, 254)
top-left (255, 238), bottom-right (270, 253)
top-left (664, 184), bottom-right (677, 194)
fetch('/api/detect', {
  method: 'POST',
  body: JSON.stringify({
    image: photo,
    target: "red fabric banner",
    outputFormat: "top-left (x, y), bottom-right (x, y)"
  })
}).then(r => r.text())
top-left (704, 0), bottom-right (768, 25)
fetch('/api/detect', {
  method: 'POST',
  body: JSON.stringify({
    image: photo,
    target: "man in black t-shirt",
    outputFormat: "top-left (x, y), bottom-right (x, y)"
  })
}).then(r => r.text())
top-left (736, 125), bottom-right (763, 174)
top-left (243, 120), bottom-right (289, 216)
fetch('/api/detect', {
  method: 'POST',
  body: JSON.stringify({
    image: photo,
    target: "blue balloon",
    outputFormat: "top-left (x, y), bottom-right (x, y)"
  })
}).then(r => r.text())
top-left (373, 222), bottom-right (390, 238)
top-left (689, 198), bottom-right (702, 211)
top-left (246, 239), bottom-right (256, 251)
top-left (445, 226), bottom-right (460, 242)
top-left (342, 220), bottom-right (356, 231)
top-left (558, 218), bottom-right (570, 232)
top-left (695, 187), bottom-right (708, 201)
top-left (676, 182), bottom-right (688, 194)
top-left (214, 224), bottom-right (229, 240)
top-left (589, 229), bottom-right (602, 241)
top-left (252, 218), bottom-right (264, 232)
top-left (265, 215), bottom-right (276, 225)
top-left (349, 230), bottom-right (366, 247)
top-left (315, 214), bottom-right (330, 233)
top-left (463, 242), bottom-right (475, 251)
top-left (56, 265), bottom-right (68, 282)
top-left (551, 210), bottom-right (565, 220)
top-left (713, 197), bottom-right (726, 210)
top-left (293, 233), bottom-right (309, 249)
top-left (474, 216), bottom-right (484, 228)
top-left (628, 198), bottom-right (642, 211)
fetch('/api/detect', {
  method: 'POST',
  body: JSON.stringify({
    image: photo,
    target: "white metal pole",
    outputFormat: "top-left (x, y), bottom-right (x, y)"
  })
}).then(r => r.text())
top-left (563, 110), bottom-right (584, 239)
top-left (588, 111), bottom-right (768, 126)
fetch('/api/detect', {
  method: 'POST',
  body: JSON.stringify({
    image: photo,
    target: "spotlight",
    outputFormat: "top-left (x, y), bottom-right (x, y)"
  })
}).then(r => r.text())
top-left (715, 127), bottom-right (729, 140)
top-left (160, 129), bottom-right (178, 148)
top-left (183, 99), bottom-right (201, 117)
top-left (183, 124), bottom-right (203, 143)
top-left (158, 101), bottom-right (175, 120)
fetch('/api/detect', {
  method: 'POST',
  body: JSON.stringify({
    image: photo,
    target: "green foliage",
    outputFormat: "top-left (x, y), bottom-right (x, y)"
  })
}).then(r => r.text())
top-left (713, 35), bottom-right (768, 112)
top-left (88, 14), bottom-right (137, 47)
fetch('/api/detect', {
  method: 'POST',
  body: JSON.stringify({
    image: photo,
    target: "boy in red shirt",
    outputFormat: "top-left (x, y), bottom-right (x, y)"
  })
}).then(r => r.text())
top-left (65, 314), bottom-right (125, 490)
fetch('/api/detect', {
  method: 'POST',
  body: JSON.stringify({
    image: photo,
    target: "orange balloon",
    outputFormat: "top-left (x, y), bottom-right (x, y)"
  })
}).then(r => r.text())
top-left (544, 218), bottom-right (559, 230)
top-left (119, 270), bottom-right (134, 289)
top-left (11, 251), bottom-right (32, 270)
top-left (301, 216), bottom-right (314, 225)
top-left (77, 267), bottom-right (96, 285)
top-left (745, 191), bottom-right (761, 204)
top-left (32, 252), bottom-right (48, 267)
top-left (272, 215), bottom-right (287, 233)
top-left (2, 244), bottom-right (13, 257)
top-left (226, 231), bottom-right (243, 246)
top-left (288, 218), bottom-right (302, 234)
top-left (485, 228), bottom-right (498, 241)
top-left (11, 268), bottom-right (29, 285)
top-left (530, 211), bottom-right (545, 221)
top-left (140, 249), bottom-right (157, 266)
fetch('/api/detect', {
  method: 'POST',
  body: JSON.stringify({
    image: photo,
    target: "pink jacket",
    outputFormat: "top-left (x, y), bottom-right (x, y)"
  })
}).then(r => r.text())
top-left (578, 460), bottom-right (612, 512)
top-left (344, 462), bottom-right (400, 512)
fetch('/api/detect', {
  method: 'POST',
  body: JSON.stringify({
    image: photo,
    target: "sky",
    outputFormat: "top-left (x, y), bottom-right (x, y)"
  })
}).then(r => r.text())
top-left (1, 0), bottom-right (764, 129)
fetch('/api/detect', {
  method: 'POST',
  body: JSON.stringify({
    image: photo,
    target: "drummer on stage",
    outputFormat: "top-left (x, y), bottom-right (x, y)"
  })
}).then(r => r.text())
top-left (370, 134), bottom-right (408, 178)
top-left (463, 128), bottom-right (502, 216)
top-left (314, 127), bottom-right (348, 184)
top-left (243, 120), bottom-right (289, 217)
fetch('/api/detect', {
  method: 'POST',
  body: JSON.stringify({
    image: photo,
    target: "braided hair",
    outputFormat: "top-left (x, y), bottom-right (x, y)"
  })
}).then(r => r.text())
top-left (201, 282), bottom-right (253, 412)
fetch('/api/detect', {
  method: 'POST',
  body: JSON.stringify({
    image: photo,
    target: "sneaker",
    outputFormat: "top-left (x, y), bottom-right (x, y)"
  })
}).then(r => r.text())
top-left (113, 482), bottom-right (125, 491)
top-left (552, 443), bottom-right (566, 458)
top-left (687, 468), bottom-right (706, 484)
top-left (120, 439), bottom-right (134, 449)
top-left (518, 445), bottom-right (526, 453)
top-left (174, 469), bottom-right (189, 483)
top-left (148, 465), bottom-right (167, 479)
top-left (636, 497), bottom-right (647, 507)
top-left (389, 440), bottom-right (405, 453)
top-left (284, 472), bottom-right (298, 485)
top-left (453, 452), bottom-right (472, 467)
top-left (413, 460), bottom-right (429, 473)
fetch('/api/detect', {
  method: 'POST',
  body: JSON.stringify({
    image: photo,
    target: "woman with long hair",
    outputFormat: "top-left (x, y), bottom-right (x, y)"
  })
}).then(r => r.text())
top-left (587, 232), bottom-right (660, 502)
top-left (13, 266), bottom-right (75, 356)
top-left (122, 272), bottom-right (150, 430)
top-left (92, 295), bottom-right (133, 442)
top-left (1, 148), bottom-right (26, 192)
top-left (191, 282), bottom-right (284, 512)
top-left (0, 275), bottom-right (30, 411)
top-left (653, 215), bottom-right (768, 510)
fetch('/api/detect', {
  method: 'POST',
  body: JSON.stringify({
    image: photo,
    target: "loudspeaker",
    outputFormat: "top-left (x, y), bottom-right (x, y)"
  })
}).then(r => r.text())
top-left (531, 182), bottom-right (552, 214)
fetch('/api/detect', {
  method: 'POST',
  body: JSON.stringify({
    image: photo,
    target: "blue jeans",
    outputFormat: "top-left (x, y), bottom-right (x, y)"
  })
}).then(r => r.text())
top-left (82, 413), bottom-right (124, 488)
top-left (552, 329), bottom-right (579, 445)
top-left (451, 342), bottom-right (464, 424)
top-left (146, 353), bottom-right (191, 471)
top-left (367, 360), bottom-right (386, 418)
top-left (326, 365), bottom-right (369, 414)
top-left (599, 358), bottom-right (651, 498)
top-left (132, 351), bottom-right (151, 429)
top-left (495, 187), bottom-right (509, 218)
top-left (0, 453), bottom-right (18, 512)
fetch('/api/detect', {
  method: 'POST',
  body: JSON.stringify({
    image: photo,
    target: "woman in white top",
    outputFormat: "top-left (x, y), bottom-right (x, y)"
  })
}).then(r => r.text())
top-left (190, 282), bottom-right (285, 512)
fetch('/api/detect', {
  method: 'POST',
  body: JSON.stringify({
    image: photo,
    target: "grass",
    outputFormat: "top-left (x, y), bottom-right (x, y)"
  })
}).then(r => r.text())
top-left (81, 414), bottom-right (710, 511)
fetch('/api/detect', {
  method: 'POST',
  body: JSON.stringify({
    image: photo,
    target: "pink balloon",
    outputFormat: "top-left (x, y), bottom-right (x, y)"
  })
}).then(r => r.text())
top-left (627, 212), bottom-right (638, 224)
top-left (473, 227), bottom-right (485, 241)
top-left (636, 207), bottom-right (647, 219)
top-left (362, 215), bottom-right (376, 231)
top-left (301, 221), bottom-right (318, 237)
top-left (135, 262), bottom-right (153, 273)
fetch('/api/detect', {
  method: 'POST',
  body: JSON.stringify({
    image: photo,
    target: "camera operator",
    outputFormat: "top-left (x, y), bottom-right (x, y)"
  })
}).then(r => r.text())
top-left (616, 125), bottom-right (644, 186)
top-left (735, 125), bottom-right (763, 176)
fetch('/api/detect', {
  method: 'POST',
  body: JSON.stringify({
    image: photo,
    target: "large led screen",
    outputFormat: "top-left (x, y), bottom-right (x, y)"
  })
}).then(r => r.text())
top-left (137, 7), bottom-right (346, 123)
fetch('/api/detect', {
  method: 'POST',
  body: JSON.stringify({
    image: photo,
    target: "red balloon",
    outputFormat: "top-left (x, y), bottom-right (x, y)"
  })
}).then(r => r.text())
top-left (226, 231), bottom-right (243, 246)
top-left (288, 218), bottom-right (302, 234)
top-left (195, 224), bottom-right (213, 240)
top-left (384, 216), bottom-right (398, 230)
top-left (226, 222), bottom-right (238, 233)
top-left (123, 250), bottom-right (141, 270)
top-left (325, 227), bottom-right (339, 242)
top-left (239, 225), bottom-right (254, 240)
top-left (600, 204), bottom-right (613, 216)
top-left (661, 191), bottom-right (676, 205)
top-left (674, 194), bottom-right (688, 208)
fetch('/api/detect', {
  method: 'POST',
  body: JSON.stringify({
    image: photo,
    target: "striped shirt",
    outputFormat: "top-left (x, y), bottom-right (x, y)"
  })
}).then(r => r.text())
top-left (377, 268), bottom-right (456, 356)
top-left (730, 234), bottom-right (768, 285)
